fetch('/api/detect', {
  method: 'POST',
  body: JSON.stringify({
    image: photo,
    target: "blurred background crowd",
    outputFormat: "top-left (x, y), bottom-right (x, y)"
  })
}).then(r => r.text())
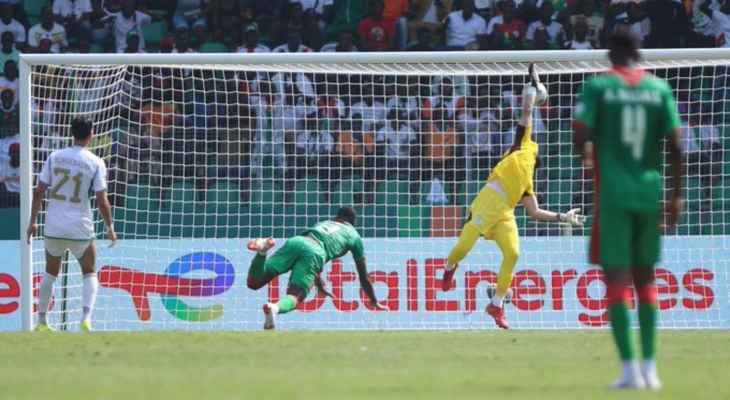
top-left (0, 0), bottom-right (726, 239)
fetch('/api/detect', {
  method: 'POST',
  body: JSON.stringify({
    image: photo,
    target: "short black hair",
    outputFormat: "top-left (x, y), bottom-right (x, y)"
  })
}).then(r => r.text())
top-left (608, 30), bottom-right (641, 66)
top-left (71, 117), bottom-right (93, 141)
top-left (335, 207), bottom-right (357, 225)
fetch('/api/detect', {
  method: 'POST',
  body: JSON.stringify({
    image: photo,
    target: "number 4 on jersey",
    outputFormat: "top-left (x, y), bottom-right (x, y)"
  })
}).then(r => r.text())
top-left (621, 105), bottom-right (647, 161)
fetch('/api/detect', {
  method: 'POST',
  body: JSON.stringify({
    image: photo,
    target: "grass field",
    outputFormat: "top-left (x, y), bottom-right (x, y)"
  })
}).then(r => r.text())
top-left (1, 331), bottom-right (728, 400)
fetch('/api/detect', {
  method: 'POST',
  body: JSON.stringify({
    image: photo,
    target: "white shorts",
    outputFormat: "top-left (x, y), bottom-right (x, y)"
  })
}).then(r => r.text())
top-left (44, 238), bottom-right (93, 260)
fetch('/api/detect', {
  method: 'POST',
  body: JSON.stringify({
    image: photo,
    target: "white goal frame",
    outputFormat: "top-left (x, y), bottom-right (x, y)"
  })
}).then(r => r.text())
top-left (18, 48), bottom-right (730, 332)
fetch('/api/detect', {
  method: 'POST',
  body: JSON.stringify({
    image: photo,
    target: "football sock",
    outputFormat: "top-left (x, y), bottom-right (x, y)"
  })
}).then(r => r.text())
top-left (637, 284), bottom-right (658, 360)
top-left (276, 295), bottom-right (297, 314)
top-left (82, 273), bottom-right (99, 322)
top-left (38, 272), bottom-right (57, 324)
top-left (446, 222), bottom-right (480, 270)
top-left (609, 303), bottom-right (635, 361)
top-left (494, 232), bottom-right (518, 300)
top-left (491, 294), bottom-right (504, 308)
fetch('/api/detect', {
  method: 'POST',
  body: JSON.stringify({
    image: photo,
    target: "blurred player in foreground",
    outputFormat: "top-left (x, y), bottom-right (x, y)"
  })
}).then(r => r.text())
top-left (27, 117), bottom-right (117, 332)
top-left (442, 65), bottom-right (585, 329)
top-left (246, 207), bottom-right (387, 330)
top-left (573, 31), bottom-right (684, 390)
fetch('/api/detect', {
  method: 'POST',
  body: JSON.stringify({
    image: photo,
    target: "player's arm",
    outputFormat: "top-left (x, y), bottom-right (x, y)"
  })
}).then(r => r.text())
top-left (521, 194), bottom-right (585, 226)
top-left (355, 257), bottom-right (388, 311)
top-left (509, 64), bottom-right (541, 152)
top-left (573, 124), bottom-right (595, 168)
top-left (314, 273), bottom-right (334, 299)
top-left (26, 181), bottom-right (47, 244)
top-left (96, 190), bottom-right (117, 246)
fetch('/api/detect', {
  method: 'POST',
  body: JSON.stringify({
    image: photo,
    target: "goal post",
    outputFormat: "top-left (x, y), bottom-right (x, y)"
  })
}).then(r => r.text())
top-left (17, 49), bottom-right (730, 331)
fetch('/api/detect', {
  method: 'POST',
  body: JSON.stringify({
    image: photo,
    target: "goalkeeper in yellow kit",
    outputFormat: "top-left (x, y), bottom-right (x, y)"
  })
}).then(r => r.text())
top-left (441, 65), bottom-right (585, 329)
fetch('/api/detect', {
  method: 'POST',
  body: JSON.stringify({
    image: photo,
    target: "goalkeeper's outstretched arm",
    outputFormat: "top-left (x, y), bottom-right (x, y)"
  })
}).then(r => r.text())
top-left (509, 64), bottom-right (540, 151)
top-left (522, 194), bottom-right (585, 226)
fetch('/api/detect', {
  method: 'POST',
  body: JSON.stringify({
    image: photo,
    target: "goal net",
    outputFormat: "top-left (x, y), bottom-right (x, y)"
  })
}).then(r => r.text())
top-left (17, 51), bottom-right (730, 331)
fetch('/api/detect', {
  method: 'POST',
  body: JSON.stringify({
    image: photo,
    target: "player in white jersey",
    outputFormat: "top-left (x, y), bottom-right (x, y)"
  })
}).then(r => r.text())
top-left (26, 117), bottom-right (117, 332)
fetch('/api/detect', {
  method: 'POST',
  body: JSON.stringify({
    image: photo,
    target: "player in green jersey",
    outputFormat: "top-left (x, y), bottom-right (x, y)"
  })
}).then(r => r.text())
top-left (246, 206), bottom-right (387, 329)
top-left (573, 31), bottom-right (684, 390)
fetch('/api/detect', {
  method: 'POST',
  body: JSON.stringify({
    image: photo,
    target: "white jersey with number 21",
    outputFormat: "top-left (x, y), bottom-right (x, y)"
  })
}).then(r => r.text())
top-left (39, 145), bottom-right (107, 240)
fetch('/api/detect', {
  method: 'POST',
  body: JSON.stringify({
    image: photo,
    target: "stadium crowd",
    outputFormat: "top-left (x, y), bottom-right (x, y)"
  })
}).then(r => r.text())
top-left (0, 0), bottom-right (727, 211)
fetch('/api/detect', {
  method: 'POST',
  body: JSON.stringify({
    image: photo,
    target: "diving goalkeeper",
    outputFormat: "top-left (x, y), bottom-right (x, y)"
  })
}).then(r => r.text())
top-left (246, 206), bottom-right (387, 330)
top-left (441, 65), bottom-right (585, 329)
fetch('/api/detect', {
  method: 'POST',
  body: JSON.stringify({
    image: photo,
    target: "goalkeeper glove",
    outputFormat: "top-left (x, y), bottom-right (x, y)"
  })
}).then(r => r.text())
top-left (558, 208), bottom-right (586, 227)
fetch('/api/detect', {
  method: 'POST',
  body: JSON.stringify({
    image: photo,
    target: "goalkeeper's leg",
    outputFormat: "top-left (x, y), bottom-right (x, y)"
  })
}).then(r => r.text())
top-left (246, 237), bottom-right (279, 289)
top-left (442, 219), bottom-right (481, 291)
top-left (486, 220), bottom-right (519, 330)
top-left (262, 243), bottom-right (324, 330)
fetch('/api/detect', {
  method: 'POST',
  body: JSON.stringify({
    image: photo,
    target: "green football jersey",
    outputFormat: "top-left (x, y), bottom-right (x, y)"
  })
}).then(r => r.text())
top-left (574, 72), bottom-right (681, 211)
top-left (302, 220), bottom-right (365, 262)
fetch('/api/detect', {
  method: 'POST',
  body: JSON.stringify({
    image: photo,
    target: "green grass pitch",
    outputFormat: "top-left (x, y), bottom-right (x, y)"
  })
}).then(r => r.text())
top-left (1, 331), bottom-right (728, 400)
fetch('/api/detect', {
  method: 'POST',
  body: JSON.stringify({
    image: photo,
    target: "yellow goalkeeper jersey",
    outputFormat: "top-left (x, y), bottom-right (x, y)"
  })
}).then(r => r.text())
top-left (484, 125), bottom-right (539, 209)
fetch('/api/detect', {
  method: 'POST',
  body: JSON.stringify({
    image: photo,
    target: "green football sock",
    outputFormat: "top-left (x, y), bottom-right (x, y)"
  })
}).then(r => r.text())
top-left (248, 254), bottom-right (266, 280)
top-left (609, 303), bottom-right (635, 361)
top-left (638, 303), bottom-right (657, 360)
top-left (276, 296), bottom-right (297, 314)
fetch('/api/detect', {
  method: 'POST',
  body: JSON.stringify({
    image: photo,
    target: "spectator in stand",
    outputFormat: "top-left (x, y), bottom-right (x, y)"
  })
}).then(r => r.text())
top-left (172, 0), bottom-right (208, 33)
top-left (407, 26), bottom-right (435, 50)
top-left (53, 0), bottom-right (93, 39)
top-left (273, 28), bottom-right (313, 52)
top-left (124, 32), bottom-right (142, 52)
top-left (0, 59), bottom-right (17, 103)
top-left (172, 31), bottom-right (196, 52)
top-left (113, 0), bottom-right (151, 53)
top-left (614, 0), bottom-right (651, 45)
top-left (333, 119), bottom-right (362, 190)
top-left (352, 118), bottom-right (377, 204)
top-left (0, 31), bottom-right (18, 71)
top-left (383, 0), bottom-right (410, 49)
top-left (0, 141), bottom-right (19, 207)
top-left (325, 0), bottom-right (368, 42)
top-left (445, 0), bottom-right (487, 49)
top-left (315, 118), bottom-right (337, 201)
top-left (565, 19), bottom-right (593, 48)
top-left (0, 4), bottom-right (24, 47)
top-left (698, 0), bottom-right (730, 47)
top-left (690, 0), bottom-right (719, 46)
top-left (0, 87), bottom-right (15, 117)
top-left (292, 0), bottom-right (334, 32)
top-left (432, 76), bottom-right (465, 119)
top-left (350, 84), bottom-right (387, 134)
top-left (28, 7), bottom-right (68, 53)
top-left (408, 0), bottom-right (452, 44)
top-left (526, 1), bottom-right (565, 49)
top-left (645, 0), bottom-right (688, 48)
top-left (358, 0), bottom-right (396, 51)
top-left (410, 113), bottom-right (462, 205)
top-left (681, 103), bottom-right (723, 210)
top-left (320, 29), bottom-right (358, 51)
top-left (569, 0), bottom-right (604, 48)
top-left (486, 0), bottom-right (527, 50)
top-left (89, 0), bottom-right (120, 46)
top-left (237, 23), bottom-right (271, 53)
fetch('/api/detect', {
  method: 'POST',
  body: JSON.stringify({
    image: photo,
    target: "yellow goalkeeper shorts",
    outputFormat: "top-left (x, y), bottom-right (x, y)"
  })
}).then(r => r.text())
top-left (468, 185), bottom-right (517, 240)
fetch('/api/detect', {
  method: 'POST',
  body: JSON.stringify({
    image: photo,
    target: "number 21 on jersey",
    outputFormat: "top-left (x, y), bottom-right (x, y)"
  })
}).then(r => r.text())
top-left (621, 104), bottom-right (647, 161)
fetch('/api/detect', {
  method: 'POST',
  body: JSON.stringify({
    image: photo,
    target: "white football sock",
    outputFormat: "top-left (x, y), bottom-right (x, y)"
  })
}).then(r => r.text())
top-left (38, 272), bottom-right (56, 324)
top-left (623, 360), bottom-right (641, 378)
top-left (642, 359), bottom-right (657, 377)
top-left (491, 293), bottom-right (504, 308)
top-left (82, 273), bottom-right (99, 322)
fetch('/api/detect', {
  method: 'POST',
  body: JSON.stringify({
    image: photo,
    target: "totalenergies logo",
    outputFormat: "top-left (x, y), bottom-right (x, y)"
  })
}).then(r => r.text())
top-left (99, 252), bottom-right (235, 322)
